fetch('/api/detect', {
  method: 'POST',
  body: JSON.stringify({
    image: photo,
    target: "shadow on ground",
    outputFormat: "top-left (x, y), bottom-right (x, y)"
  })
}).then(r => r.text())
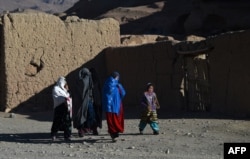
top-left (0, 132), bottom-right (116, 144)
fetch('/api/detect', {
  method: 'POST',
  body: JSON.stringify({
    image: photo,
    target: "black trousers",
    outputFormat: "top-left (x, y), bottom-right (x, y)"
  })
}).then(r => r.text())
top-left (51, 103), bottom-right (72, 138)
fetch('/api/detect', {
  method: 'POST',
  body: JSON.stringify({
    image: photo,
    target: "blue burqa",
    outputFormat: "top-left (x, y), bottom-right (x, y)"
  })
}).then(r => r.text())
top-left (102, 77), bottom-right (126, 114)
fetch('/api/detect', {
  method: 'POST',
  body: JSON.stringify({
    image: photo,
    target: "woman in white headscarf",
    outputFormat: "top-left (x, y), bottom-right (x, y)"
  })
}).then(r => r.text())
top-left (51, 77), bottom-right (72, 141)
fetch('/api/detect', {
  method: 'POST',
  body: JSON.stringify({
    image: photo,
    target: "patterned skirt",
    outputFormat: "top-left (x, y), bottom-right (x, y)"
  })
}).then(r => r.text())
top-left (140, 110), bottom-right (158, 123)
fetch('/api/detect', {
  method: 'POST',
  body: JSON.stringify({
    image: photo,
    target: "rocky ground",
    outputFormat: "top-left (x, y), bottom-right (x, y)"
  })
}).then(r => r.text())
top-left (0, 111), bottom-right (249, 159)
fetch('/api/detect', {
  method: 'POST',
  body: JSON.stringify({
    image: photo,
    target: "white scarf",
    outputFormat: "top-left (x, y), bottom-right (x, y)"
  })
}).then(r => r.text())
top-left (52, 77), bottom-right (72, 115)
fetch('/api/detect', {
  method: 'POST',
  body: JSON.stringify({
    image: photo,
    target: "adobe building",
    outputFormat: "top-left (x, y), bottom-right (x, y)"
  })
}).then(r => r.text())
top-left (0, 12), bottom-right (250, 117)
top-left (0, 12), bottom-right (120, 112)
top-left (105, 30), bottom-right (250, 117)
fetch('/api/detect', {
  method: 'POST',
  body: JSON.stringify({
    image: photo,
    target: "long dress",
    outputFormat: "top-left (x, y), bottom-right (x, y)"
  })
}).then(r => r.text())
top-left (102, 76), bottom-right (126, 138)
top-left (72, 68), bottom-right (94, 131)
top-left (51, 77), bottom-right (72, 139)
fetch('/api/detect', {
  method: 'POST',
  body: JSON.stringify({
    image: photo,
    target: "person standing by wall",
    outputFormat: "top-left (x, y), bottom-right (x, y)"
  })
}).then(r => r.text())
top-left (51, 76), bottom-right (72, 141)
top-left (73, 67), bottom-right (96, 137)
top-left (138, 83), bottom-right (160, 135)
top-left (102, 72), bottom-right (126, 142)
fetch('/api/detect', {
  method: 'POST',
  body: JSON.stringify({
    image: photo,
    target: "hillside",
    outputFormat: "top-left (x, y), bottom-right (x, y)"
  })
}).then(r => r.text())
top-left (65, 0), bottom-right (250, 38)
top-left (0, 0), bottom-right (78, 14)
top-left (1, 0), bottom-right (250, 39)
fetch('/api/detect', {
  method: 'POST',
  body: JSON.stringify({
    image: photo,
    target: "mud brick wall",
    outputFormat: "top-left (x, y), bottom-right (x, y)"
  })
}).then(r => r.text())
top-left (105, 41), bottom-right (185, 113)
top-left (0, 22), bottom-right (5, 111)
top-left (0, 12), bottom-right (120, 112)
top-left (1, 12), bottom-right (250, 117)
top-left (105, 30), bottom-right (250, 117)
top-left (208, 30), bottom-right (250, 116)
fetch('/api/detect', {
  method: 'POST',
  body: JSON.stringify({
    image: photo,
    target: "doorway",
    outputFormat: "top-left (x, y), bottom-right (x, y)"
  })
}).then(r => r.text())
top-left (183, 54), bottom-right (211, 112)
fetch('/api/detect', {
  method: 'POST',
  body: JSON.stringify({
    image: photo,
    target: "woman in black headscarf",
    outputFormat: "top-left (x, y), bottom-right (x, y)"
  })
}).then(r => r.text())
top-left (73, 67), bottom-right (102, 137)
top-left (73, 67), bottom-right (94, 137)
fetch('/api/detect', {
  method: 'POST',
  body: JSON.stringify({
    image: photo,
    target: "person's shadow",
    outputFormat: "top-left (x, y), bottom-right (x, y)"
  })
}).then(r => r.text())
top-left (0, 132), bottom-right (113, 144)
top-left (0, 132), bottom-right (54, 144)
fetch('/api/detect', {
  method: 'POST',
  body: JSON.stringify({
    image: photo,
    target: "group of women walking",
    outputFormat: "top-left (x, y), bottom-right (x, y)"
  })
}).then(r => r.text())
top-left (50, 68), bottom-right (160, 142)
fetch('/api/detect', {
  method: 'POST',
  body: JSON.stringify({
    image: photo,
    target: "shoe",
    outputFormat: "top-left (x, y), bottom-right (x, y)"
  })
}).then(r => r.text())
top-left (110, 133), bottom-right (118, 142)
top-left (93, 130), bottom-right (99, 135)
top-left (64, 137), bottom-right (71, 141)
top-left (83, 128), bottom-right (91, 134)
top-left (112, 137), bottom-right (117, 142)
top-left (51, 136), bottom-right (56, 141)
top-left (78, 133), bottom-right (84, 137)
top-left (153, 131), bottom-right (159, 135)
top-left (78, 130), bottom-right (84, 137)
top-left (115, 133), bottom-right (119, 138)
top-left (139, 129), bottom-right (143, 135)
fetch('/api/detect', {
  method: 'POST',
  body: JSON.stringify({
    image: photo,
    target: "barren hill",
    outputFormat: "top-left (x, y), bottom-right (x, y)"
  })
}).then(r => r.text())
top-left (65, 0), bottom-right (250, 38)
top-left (0, 0), bottom-right (78, 14)
top-left (1, 0), bottom-right (250, 38)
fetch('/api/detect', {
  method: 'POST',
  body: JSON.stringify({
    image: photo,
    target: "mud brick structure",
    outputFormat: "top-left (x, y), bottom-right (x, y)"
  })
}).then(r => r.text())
top-left (0, 12), bottom-right (250, 117)
top-left (105, 30), bottom-right (250, 117)
top-left (0, 12), bottom-right (120, 112)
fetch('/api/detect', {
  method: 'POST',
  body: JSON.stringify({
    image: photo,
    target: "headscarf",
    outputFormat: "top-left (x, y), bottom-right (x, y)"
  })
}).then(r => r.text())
top-left (111, 71), bottom-right (120, 79)
top-left (102, 72), bottom-right (126, 114)
top-left (57, 76), bottom-right (67, 91)
top-left (73, 67), bottom-right (93, 129)
top-left (141, 82), bottom-right (159, 111)
top-left (52, 76), bottom-right (70, 108)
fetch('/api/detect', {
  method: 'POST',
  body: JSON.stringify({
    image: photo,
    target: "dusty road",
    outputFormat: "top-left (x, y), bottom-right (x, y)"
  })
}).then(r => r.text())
top-left (0, 111), bottom-right (249, 159)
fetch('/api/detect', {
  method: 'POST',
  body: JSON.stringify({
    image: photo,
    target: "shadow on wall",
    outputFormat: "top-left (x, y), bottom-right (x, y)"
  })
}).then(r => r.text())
top-left (104, 42), bottom-right (187, 118)
top-left (0, 23), bottom-right (6, 112)
top-left (9, 30), bottom-right (250, 121)
top-left (11, 50), bottom-right (107, 122)
top-left (9, 45), bottom-right (186, 121)
top-left (8, 35), bottom-right (250, 122)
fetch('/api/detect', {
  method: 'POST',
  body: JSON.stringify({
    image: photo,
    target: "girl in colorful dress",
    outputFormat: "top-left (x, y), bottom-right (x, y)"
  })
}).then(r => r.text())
top-left (139, 83), bottom-right (160, 135)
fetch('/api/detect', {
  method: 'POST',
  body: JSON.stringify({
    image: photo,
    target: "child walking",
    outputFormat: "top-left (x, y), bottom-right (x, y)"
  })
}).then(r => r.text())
top-left (51, 76), bottom-right (72, 141)
top-left (138, 83), bottom-right (160, 135)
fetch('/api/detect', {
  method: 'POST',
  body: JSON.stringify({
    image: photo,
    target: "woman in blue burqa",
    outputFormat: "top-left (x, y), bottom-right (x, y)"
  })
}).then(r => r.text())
top-left (102, 72), bottom-right (126, 142)
top-left (72, 67), bottom-right (101, 137)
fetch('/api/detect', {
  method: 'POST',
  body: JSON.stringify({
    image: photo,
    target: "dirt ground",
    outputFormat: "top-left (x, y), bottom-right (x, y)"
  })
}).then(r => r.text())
top-left (0, 110), bottom-right (250, 159)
